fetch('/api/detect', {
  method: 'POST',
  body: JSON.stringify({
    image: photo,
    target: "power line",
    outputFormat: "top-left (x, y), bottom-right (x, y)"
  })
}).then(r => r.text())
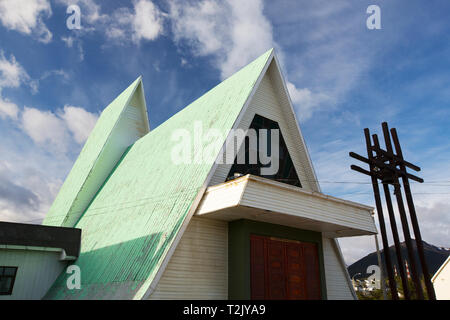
top-left (11, 179), bottom-right (450, 225)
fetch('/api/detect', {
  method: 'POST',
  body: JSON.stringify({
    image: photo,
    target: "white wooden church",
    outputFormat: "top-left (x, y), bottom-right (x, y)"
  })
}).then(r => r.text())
top-left (0, 49), bottom-right (377, 300)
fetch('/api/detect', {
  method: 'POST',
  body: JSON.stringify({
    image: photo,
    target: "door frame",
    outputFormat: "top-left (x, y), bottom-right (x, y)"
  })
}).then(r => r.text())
top-left (228, 219), bottom-right (327, 300)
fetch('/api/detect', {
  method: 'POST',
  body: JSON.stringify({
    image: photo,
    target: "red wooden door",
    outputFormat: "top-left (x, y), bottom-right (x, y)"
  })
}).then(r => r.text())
top-left (285, 242), bottom-right (306, 299)
top-left (302, 242), bottom-right (321, 300)
top-left (266, 239), bottom-right (286, 299)
top-left (250, 235), bottom-right (321, 300)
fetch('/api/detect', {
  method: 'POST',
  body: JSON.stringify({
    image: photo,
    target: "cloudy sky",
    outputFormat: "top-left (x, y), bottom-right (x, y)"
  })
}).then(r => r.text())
top-left (0, 0), bottom-right (449, 265)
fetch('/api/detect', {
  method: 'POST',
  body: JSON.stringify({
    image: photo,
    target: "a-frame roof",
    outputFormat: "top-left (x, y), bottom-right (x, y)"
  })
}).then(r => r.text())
top-left (44, 49), bottom-right (273, 299)
top-left (43, 77), bottom-right (149, 228)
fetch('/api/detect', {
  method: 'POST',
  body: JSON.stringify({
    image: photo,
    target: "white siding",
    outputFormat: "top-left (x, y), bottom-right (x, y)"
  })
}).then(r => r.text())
top-left (209, 63), bottom-right (318, 192)
top-left (433, 256), bottom-right (450, 300)
top-left (149, 211), bottom-right (357, 300)
top-left (148, 217), bottom-right (228, 299)
top-left (241, 179), bottom-right (376, 235)
top-left (198, 176), bottom-right (377, 237)
top-left (322, 238), bottom-right (355, 300)
top-left (0, 249), bottom-right (67, 300)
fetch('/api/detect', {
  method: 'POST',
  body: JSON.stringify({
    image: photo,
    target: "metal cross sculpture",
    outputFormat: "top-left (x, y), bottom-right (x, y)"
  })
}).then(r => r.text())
top-left (350, 122), bottom-right (436, 300)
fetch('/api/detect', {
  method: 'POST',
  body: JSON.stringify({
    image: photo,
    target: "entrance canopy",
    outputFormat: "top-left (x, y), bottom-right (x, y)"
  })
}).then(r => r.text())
top-left (196, 175), bottom-right (377, 238)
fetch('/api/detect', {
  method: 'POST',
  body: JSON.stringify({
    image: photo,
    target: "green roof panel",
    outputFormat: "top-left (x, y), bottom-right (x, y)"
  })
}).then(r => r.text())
top-left (43, 77), bottom-right (144, 227)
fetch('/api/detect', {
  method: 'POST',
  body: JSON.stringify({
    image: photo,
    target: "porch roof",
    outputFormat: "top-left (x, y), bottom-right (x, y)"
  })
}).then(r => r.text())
top-left (195, 175), bottom-right (377, 238)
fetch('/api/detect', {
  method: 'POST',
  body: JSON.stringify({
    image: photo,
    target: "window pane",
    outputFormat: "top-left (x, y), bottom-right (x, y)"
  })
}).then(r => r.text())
top-left (0, 267), bottom-right (18, 295)
top-left (227, 114), bottom-right (302, 188)
top-left (3, 268), bottom-right (16, 276)
top-left (0, 277), bottom-right (12, 293)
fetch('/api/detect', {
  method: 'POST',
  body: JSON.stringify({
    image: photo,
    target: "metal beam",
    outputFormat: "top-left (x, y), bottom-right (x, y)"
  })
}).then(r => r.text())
top-left (381, 122), bottom-right (424, 299)
top-left (372, 133), bottom-right (411, 299)
top-left (364, 128), bottom-right (399, 299)
top-left (391, 128), bottom-right (436, 300)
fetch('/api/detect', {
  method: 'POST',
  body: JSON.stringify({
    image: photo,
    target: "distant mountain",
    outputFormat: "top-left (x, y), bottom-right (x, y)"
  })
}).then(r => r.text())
top-left (348, 240), bottom-right (450, 279)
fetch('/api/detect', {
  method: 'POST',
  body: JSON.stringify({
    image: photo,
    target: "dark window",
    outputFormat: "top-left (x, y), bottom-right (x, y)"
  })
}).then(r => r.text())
top-left (227, 114), bottom-right (302, 187)
top-left (0, 266), bottom-right (18, 295)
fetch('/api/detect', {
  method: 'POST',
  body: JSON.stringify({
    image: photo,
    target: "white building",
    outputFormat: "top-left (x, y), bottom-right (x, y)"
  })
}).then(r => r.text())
top-left (0, 49), bottom-right (377, 300)
top-left (432, 256), bottom-right (450, 300)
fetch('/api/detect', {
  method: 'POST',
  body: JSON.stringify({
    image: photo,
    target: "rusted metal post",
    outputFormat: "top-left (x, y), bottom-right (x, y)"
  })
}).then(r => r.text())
top-left (372, 134), bottom-right (411, 299)
top-left (381, 123), bottom-right (424, 299)
top-left (382, 183), bottom-right (411, 299)
top-left (374, 232), bottom-right (387, 300)
top-left (351, 122), bottom-right (431, 300)
top-left (390, 128), bottom-right (436, 300)
top-left (364, 128), bottom-right (399, 299)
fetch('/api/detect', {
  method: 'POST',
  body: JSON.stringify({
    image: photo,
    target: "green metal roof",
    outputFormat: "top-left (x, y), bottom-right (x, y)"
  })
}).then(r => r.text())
top-left (43, 77), bottom-right (144, 227)
top-left (44, 49), bottom-right (273, 299)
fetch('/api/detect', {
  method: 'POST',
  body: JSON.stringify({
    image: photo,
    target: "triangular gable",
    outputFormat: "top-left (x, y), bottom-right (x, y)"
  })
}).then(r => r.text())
top-left (43, 77), bottom-right (149, 227)
top-left (227, 114), bottom-right (303, 187)
top-left (208, 55), bottom-right (320, 192)
top-left (44, 50), bottom-right (273, 300)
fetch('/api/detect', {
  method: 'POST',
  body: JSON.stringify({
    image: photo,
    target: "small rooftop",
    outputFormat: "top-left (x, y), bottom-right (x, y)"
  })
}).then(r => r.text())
top-left (0, 222), bottom-right (81, 260)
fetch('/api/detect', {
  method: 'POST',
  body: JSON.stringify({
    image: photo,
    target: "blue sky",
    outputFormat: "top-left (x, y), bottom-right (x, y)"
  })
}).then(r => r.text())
top-left (0, 0), bottom-right (449, 264)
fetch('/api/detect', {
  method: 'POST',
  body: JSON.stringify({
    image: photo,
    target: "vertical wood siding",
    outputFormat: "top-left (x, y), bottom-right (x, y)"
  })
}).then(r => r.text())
top-left (148, 217), bottom-right (228, 299)
top-left (0, 249), bottom-right (66, 300)
top-left (322, 238), bottom-right (355, 300)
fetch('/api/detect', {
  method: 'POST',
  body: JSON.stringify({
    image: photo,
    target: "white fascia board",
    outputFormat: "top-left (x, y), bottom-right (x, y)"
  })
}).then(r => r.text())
top-left (196, 175), bottom-right (377, 236)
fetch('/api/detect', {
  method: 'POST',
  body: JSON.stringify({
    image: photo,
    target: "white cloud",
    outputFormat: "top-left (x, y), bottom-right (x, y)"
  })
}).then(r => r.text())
top-left (415, 201), bottom-right (450, 248)
top-left (58, 0), bottom-right (164, 45)
top-left (170, 1), bottom-right (222, 55)
top-left (170, 0), bottom-right (274, 79)
top-left (0, 96), bottom-right (19, 120)
top-left (0, 93), bottom-right (98, 223)
top-left (0, 46), bottom-right (96, 150)
top-left (59, 105), bottom-right (98, 144)
top-left (19, 105), bottom-right (98, 153)
top-left (21, 107), bottom-right (70, 153)
top-left (132, 0), bottom-right (164, 42)
top-left (168, 0), bottom-right (327, 120)
top-left (0, 51), bottom-right (39, 94)
top-left (0, 139), bottom-right (72, 223)
top-left (0, 0), bottom-right (52, 43)
top-left (0, 52), bottom-right (30, 89)
top-left (287, 82), bottom-right (330, 121)
top-left (105, 0), bottom-right (164, 44)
